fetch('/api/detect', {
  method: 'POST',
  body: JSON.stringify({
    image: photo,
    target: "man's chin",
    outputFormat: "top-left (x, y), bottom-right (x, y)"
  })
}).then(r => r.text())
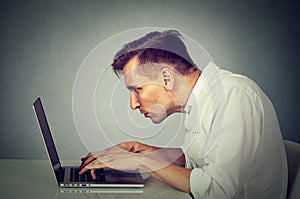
top-left (149, 115), bottom-right (167, 124)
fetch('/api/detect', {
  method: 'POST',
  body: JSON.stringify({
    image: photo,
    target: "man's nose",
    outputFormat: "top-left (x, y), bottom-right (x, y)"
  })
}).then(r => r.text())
top-left (130, 92), bottom-right (140, 110)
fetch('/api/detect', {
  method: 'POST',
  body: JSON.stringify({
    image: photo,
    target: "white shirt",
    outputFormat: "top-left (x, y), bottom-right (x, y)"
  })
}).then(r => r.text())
top-left (181, 62), bottom-right (287, 199)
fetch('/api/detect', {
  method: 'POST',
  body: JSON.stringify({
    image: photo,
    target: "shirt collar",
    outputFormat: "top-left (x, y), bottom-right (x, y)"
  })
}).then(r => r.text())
top-left (184, 62), bottom-right (219, 114)
top-left (184, 62), bottom-right (214, 114)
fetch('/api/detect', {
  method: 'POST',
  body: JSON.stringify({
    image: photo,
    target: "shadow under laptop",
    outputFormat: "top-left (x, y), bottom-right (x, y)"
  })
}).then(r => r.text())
top-left (56, 174), bottom-right (190, 199)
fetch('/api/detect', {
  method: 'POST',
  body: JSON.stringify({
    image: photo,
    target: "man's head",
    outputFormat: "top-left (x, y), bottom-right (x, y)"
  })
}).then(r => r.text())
top-left (112, 30), bottom-right (197, 77)
top-left (111, 30), bottom-right (199, 123)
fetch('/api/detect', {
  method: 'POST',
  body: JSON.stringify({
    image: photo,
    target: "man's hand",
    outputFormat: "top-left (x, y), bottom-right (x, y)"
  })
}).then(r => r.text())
top-left (79, 150), bottom-right (145, 179)
top-left (78, 141), bottom-right (158, 179)
top-left (78, 141), bottom-right (191, 193)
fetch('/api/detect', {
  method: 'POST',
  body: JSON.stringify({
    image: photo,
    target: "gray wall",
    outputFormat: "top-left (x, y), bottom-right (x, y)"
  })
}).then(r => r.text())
top-left (0, 0), bottom-right (299, 160)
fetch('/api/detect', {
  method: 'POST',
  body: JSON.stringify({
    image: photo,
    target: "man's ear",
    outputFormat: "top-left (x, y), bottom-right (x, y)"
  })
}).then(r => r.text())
top-left (160, 68), bottom-right (174, 89)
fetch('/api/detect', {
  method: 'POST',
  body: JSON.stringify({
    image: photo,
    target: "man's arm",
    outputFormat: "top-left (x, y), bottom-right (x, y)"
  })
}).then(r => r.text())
top-left (119, 142), bottom-right (190, 191)
top-left (146, 158), bottom-right (192, 193)
top-left (114, 141), bottom-right (186, 167)
top-left (79, 145), bottom-right (192, 193)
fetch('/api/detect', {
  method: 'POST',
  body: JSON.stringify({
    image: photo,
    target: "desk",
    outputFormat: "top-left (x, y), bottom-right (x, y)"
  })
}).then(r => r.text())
top-left (0, 160), bottom-right (190, 199)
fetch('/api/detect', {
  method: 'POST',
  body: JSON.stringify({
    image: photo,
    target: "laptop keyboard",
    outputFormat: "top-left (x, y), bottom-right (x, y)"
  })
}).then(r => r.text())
top-left (70, 168), bottom-right (105, 182)
top-left (55, 167), bottom-right (65, 182)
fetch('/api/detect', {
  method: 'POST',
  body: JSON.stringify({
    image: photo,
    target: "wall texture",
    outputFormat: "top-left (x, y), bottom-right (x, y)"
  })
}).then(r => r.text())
top-left (0, 0), bottom-right (299, 160)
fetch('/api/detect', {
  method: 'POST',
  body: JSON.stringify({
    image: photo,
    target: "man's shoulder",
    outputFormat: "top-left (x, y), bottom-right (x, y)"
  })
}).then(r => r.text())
top-left (218, 68), bottom-right (250, 87)
top-left (218, 68), bottom-right (262, 96)
top-left (200, 62), bottom-right (266, 103)
top-left (202, 62), bottom-right (255, 90)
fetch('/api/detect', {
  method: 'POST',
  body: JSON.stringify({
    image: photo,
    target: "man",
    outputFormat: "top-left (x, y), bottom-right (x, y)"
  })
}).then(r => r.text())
top-left (79, 30), bottom-right (287, 198)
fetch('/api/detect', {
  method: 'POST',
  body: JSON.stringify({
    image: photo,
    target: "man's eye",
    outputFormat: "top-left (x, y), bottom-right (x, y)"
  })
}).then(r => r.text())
top-left (134, 88), bottom-right (141, 95)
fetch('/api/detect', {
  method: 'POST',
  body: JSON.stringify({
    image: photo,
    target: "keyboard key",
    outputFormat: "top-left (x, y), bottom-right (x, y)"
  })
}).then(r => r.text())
top-left (86, 172), bottom-right (92, 181)
top-left (80, 173), bottom-right (86, 182)
top-left (74, 171), bottom-right (79, 182)
top-left (55, 168), bottom-right (65, 182)
top-left (97, 169), bottom-right (105, 182)
top-left (70, 168), bottom-right (74, 182)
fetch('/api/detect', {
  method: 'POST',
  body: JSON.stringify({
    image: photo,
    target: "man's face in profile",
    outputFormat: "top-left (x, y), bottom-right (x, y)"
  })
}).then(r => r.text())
top-left (122, 57), bottom-right (173, 124)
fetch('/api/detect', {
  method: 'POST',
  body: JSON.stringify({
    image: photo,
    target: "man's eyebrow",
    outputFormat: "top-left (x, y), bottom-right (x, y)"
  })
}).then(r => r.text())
top-left (127, 85), bottom-right (143, 91)
top-left (126, 86), bottom-right (137, 90)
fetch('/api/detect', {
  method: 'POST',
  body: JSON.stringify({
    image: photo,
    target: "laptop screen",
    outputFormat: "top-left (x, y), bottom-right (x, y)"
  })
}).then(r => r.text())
top-left (33, 97), bottom-right (61, 169)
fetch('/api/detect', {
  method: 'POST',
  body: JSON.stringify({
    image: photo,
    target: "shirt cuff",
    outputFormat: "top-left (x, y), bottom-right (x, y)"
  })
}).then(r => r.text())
top-left (179, 145), bottom-right (192, 168)
top-left (190, 168), bottom-right (212, 198)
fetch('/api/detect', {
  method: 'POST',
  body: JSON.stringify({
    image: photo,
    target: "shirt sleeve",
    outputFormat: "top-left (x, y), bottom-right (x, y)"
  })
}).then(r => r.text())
top-left (189, 85), bottom-right (262, 199)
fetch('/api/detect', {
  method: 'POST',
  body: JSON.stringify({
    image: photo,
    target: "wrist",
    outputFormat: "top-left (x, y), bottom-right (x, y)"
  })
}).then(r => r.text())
top-left (137, 154), bottom-right (170, 172)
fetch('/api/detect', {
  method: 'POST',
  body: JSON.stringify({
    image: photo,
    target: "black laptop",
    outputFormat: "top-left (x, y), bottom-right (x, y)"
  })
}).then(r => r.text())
top-left (33, 97), bottom-right (144, 188)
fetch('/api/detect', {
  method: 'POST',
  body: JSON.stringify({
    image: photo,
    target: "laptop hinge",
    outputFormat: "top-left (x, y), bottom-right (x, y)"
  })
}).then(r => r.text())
top-left (53, 163), bottom-right (61, 171)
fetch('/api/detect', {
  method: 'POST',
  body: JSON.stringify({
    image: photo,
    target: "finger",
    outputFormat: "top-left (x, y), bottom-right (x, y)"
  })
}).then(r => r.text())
top-left (117, 143), bottom-right (130, 151)
top-left (79, 160), bottom-right (106, 175)
top-left (79, 153), bottom-right (99, 170)
top-left (79, 158), bottom-right (97, 172)
top-left (91, 169), bottom-right (96, 180)
top-left (118, 141), bottom-right (148, 153)
top-left (79, 153), bottom-right (93, 169)
top-left (79, 164), bottom-right (90, 175)
top-left (79, 149), bottom-right (111, 171)
top-left (118, 141), bottom-right (139, 151)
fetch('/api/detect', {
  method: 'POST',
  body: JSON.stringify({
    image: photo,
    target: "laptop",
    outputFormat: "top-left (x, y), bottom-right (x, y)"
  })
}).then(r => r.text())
top-left (33, 97), bottom-right (144, 188)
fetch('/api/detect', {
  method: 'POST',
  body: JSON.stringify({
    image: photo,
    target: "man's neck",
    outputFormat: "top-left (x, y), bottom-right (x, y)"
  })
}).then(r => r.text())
top-left (170, 69), bottom-right (201, 113)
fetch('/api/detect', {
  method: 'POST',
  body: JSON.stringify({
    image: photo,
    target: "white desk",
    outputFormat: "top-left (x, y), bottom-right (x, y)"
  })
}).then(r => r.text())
top-left (0, 160), bottom-right (190, 199)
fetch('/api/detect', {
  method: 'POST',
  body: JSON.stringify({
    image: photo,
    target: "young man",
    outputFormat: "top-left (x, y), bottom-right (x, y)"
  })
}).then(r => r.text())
top-left (79, 30), bottom-right (287, 198)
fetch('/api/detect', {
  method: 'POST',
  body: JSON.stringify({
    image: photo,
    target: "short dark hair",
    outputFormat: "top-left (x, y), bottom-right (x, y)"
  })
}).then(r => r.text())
top-left (111, 30), bottom-right (197, 77)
